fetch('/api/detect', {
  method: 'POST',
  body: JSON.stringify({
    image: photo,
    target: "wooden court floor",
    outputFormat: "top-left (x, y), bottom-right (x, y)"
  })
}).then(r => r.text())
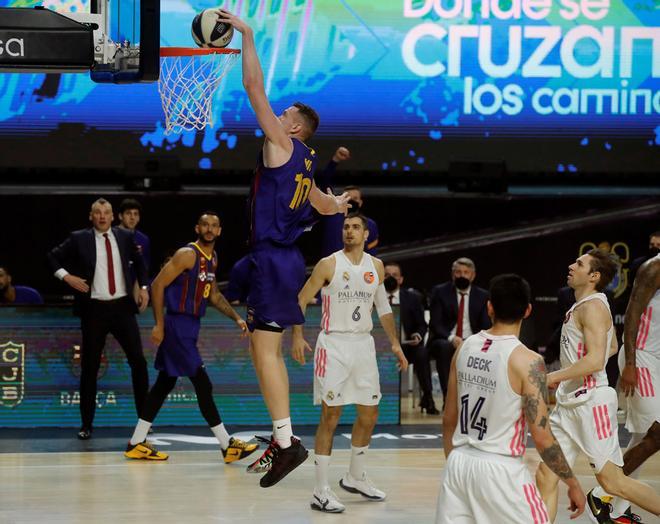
top-left (1, 446), bottom-right (658, 524)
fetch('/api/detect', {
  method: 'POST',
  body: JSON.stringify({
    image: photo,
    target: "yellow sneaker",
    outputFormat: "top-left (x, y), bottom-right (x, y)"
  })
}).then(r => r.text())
top-left (124, 440), bottom-right (169, 460)
top-left (222, 437), bottom-right (259, 464)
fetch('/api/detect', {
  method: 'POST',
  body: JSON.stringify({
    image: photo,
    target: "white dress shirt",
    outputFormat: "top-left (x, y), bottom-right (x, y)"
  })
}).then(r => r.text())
top-left (449, 287), bottom-right (472, 342)
top-left (54, 228), bottom-right (128, 300)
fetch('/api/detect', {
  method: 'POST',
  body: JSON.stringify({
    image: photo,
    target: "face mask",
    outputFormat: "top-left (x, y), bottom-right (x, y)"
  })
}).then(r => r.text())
top-left (347, 199), bottom-right (361, 211)
top-left (384, 276), bottom-right (398, 293)
top-left (649, 247), bottom-right (660, 258)
top-left (454, 276), bottom-right (470, 291)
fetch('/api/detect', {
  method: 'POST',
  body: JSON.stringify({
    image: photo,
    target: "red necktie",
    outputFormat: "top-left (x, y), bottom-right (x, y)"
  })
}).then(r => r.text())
top-left (103, 233), bottom-right (116, 296)
top-left (456, 292), bottom-right (466, 339)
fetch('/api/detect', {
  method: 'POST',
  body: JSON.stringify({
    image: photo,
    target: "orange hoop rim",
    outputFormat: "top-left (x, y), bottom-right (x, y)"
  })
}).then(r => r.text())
top-left (160, 47), bottom-right (241, 57)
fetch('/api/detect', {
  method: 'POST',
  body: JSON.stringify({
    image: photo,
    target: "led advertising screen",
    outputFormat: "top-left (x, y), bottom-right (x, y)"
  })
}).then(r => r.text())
top-left (0, 306), bottom-right (401, 427)
top-left (0, 0), bottom-right (657, 173)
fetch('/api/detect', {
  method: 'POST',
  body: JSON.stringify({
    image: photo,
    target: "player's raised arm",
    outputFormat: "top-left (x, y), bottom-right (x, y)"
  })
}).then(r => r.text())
top-left (621, 258), bottom-right (660, 395)
top-left (150, 248), bottom-right (196, 345)
top-left (216, 9), bottom-right (291, 153)
top-left (516, 351), bottom-right (586, 519)
top-left (291, 256), bottom-right (335, 365)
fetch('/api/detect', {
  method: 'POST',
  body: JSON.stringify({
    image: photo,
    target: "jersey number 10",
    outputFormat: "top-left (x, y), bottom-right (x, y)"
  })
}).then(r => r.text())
top-left (289, 173), bottom-right (312, 210)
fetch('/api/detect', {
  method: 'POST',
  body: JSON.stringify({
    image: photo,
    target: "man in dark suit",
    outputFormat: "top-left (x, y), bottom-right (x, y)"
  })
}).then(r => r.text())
top-left (48, 198), bottom-right (150, 439)
top-left (384, 262), bottom-right (438, 414)
top-left (427, 257), bottom-right (490, 406)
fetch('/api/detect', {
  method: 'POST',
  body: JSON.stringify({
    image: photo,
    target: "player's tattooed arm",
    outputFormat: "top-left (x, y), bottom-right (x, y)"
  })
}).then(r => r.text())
top-left (540, 442), bottom-right (574, 480)
top-left (522, 355), bottom-right (575, 480)
top-left (523, 358), bottom-right (549, 428)
top-left (209, 285), bottom-right (242, 322)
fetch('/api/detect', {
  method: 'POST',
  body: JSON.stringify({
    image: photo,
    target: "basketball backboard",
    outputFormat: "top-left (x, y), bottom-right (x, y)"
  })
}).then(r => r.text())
top-left (0, 0), bottom-right (159, 83)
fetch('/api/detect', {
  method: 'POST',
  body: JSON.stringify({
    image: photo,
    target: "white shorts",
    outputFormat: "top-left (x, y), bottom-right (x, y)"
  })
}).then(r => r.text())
top-left (618, 349), bottom-right (660, 434)
top-left (551, 386), bottom-right (623, 473)
top-left (313, 331), bottom-right (381, 407)
top-left (436, 447), bottom-right (549, 524)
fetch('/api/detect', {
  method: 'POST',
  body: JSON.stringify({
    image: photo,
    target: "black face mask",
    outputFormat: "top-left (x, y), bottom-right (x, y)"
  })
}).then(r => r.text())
top-left (347, 199), bottom-right (361, 212)
top-left (454, 276), bottom-right (470, 291)
top-left (384, 276), bottom-right (398, 293)
top-left (649, 247), bottom-right (660, 258)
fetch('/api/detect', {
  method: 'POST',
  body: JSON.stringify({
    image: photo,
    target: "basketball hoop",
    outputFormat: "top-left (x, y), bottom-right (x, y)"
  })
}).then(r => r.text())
top-left (159, 47), bottom-right (240, 135)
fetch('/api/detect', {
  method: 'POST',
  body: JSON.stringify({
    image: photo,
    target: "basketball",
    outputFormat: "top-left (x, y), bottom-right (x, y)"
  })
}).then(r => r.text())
top-left (191, 9), bottom-right (234, 48)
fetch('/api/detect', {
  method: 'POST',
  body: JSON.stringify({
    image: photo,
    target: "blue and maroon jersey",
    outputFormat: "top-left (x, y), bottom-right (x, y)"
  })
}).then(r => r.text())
top-left (248, 138), bottom-right (318, 246)
top-left (165, 243), bottom-right (218, 318)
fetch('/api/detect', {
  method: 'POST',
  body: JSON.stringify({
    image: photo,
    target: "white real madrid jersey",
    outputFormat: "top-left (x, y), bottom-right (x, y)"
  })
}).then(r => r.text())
top-left (452, 332), bottom-right (528, 457)
top-left (557, 292), bottom-right (613, 405)
top-left (320, 250), bottom-right (379, 335)
top-left (634, 254), bottom-right (660, 357)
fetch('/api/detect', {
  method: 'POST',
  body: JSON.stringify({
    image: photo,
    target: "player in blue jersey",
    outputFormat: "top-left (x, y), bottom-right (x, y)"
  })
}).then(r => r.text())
top-left (218, 10), bottom-right (352, 488)
top-left (124, 212), bottom-right (259, 463)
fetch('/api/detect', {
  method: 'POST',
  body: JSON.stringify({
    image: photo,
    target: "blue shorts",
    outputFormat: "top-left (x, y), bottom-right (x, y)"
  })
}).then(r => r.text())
top-left (246, 243), bottom-right (306, 332)
top-left (154, 314), bottom-right (203, 377)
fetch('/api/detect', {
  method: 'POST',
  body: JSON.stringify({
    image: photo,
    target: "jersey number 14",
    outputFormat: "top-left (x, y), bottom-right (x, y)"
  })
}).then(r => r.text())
top-left (460, 394), bottom-right (488, 440)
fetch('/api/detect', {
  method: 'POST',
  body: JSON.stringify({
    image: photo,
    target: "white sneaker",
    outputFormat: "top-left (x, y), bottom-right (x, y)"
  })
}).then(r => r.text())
top-left (310, 487), bottom-right (346, 513)
top-left (339, 472), bottom-right (386, 501)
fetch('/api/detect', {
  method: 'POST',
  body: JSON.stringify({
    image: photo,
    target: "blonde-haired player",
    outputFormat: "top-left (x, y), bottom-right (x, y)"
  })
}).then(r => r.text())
top-left (292, 213), bottom-right (407, 513)
top-left (536, 249), bottom-right (660, 521)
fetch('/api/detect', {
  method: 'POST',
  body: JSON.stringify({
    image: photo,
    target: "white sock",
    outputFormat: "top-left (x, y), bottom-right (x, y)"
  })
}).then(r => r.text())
top-left (211, 423), bottom-right (231, 450)
top-left (273, 417), bottom-right (293, 449)
top-left (349, 445), bottom-right (369, 479)
top-left (315, 454), bottom-right (331, 491)
top-left (593, 432), bottom-right (645, 517)
top-left (130, 419), bottom-right (152, 446)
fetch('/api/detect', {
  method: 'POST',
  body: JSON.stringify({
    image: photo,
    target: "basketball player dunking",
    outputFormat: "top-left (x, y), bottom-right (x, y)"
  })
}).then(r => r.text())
top-left (292, 214), bottom-right (407, 513)
top-left (217, 10), bottom-right (351, 488)
top-left (588, 253), bottom-right (660, 523)
top-left (535, 249), bottom-right (660, 521)
top-left (436, 274), bottom-right (585, 524)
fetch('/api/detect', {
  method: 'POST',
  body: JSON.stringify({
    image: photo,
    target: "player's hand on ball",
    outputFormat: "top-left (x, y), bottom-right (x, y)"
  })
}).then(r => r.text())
top-left (619, 364), bottom-right (637, 397)
top-left (215, 8), bottom-right (250, 34)
top-left (392, 344), bottom-right (408, 371)
top-left (291, 336), bottom-right (312, 365)
top-left (151, 324), bottom-right (164, 346)
top-left (235, 318), bottom-right (248, 336)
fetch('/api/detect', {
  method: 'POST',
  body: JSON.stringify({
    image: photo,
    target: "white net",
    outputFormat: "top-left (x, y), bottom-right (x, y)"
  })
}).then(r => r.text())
top-left (159, 50), bottom-right (239, 135)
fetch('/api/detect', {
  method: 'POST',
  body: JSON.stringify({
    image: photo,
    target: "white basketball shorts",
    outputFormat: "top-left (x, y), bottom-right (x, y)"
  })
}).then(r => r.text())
top-left (551, 386), bottom-right (623, 473)
top-left (436, 447), bottom-right (549, 524)
top-left (618, 349), bottom-right (660, 434)
top-left (313, 331), bottom-right (381, 407)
